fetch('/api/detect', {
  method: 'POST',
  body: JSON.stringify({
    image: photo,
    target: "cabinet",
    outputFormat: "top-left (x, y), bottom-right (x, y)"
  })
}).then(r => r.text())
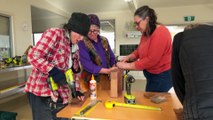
top-left (0, 65), bottom-right (32, 101)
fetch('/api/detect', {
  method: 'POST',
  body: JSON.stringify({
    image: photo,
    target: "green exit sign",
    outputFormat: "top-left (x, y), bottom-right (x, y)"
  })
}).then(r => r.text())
top-left (184, 16), bottom-right (195, 22)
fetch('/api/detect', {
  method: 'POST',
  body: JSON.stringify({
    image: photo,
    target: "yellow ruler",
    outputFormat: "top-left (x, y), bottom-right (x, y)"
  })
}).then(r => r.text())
top-left (75, 100), bottom-right (102, 116)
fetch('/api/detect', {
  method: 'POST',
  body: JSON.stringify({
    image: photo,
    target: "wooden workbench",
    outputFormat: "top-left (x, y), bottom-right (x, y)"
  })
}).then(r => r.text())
top-left (57, 90), bottom-right (182, 120)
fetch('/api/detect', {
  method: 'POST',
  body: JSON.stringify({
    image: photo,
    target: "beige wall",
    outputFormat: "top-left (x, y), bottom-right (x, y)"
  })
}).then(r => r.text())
top-left (0, 0), bottom-right (68, 56)
top-left (0, 1), bottom-right (213, 56)
top-left (0, 0), bottom-right (31, 56)
top-left (30, 0), bottom-right (69, 32)
top-left (30, 0), bottom-right (69, 18)
top-left (32, 17), bottom-right (68, 33)
top-left (95, 10), bottom-right (139, 56)
top-left (96, 4), bottom-right (213, 55)
top-left (156, 4), bottom-right (213, 24)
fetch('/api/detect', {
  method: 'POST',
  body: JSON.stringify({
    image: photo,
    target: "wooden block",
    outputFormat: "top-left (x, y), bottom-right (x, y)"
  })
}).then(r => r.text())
top-left (110, 70), bottom-right (123, 98)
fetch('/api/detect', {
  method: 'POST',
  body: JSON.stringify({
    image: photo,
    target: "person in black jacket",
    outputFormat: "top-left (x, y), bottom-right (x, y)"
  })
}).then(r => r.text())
top-left (172, 24), bottom-right (213, 120)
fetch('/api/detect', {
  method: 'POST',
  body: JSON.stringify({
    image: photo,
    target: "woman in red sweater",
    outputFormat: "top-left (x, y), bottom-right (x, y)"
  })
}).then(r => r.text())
top-left (117, 5), bottom-right (172, 92)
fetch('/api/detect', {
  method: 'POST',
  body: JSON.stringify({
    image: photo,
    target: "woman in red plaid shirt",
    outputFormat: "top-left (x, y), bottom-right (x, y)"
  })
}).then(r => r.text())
top-left (24, 12), bottom-right (90, 120)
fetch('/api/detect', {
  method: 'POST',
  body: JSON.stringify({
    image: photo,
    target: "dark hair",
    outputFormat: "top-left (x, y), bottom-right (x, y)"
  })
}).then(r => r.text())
top-left (134, 5), bottom-right (157, 37)
top-left (184, 23), bottom-right (200, 31)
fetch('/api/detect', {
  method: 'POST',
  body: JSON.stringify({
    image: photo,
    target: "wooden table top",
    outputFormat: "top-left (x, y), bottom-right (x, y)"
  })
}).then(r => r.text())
top-left (57, 90), bottom-right (182, 120)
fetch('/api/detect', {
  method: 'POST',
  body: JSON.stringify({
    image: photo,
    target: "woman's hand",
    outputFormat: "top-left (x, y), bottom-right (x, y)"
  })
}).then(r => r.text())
top-left (119, 54), bottom-right (137, 62)
top-left (116, 62), bottom-right (125, 69)
top-left (119, 56), bottom-right (129, 62)
top-left (109, 66), bottom-right (119, 72)
top-left (74, 91), bottom-right (85, 101)
top-left (77, 95), bottom-right (85, 101)
top-left (117, 62), bottom-right (136, 70)
top-left (100, 66), bottom-right (118, 74)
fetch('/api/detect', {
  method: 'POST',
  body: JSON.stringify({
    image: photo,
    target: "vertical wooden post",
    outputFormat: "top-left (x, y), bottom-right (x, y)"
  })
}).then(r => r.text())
top-left (110, 70), bottom-right (123, 98)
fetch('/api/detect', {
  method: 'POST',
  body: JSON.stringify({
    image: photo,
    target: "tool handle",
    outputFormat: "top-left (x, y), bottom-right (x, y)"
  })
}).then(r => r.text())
top-left (47, 77), bottom-right (58, 91)
top-left (116, 102), bottom-right (161, 111)
top-left (138, 105), bottom-right (161, 111)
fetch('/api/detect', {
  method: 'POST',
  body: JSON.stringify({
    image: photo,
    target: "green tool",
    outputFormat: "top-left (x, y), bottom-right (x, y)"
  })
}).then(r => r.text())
top-left (124, 70), bottom-right (136, 104)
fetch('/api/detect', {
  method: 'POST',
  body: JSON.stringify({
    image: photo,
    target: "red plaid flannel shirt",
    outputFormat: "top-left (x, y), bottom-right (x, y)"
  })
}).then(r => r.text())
top-left (24, 28), bottom-right (71, 104)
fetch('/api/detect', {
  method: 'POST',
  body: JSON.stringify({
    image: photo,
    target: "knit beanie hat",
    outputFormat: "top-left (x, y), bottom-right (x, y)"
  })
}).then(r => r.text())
top-left (67, 12), bottom-right (90, 36)
top-left (88, 14), bottom-right (100, 28)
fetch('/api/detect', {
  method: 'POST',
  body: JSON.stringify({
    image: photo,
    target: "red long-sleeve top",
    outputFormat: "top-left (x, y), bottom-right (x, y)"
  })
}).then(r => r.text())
top-left (133, 25), bottom-right (172, 74)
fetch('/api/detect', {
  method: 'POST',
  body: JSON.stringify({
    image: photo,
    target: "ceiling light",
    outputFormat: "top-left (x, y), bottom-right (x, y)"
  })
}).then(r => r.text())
top-left (124, 0), bottom-right (132, 2)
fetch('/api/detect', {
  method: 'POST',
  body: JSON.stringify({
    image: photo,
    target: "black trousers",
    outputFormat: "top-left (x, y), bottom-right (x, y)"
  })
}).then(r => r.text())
top-left (27, 92), bottom-right (69, 120)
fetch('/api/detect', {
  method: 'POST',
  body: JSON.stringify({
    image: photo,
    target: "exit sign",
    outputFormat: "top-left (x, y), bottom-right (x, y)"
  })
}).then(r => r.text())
top-left (184, 16), bottom-right (195, 22)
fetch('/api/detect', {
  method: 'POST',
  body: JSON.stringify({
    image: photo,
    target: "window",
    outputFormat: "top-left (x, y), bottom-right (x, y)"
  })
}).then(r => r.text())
top-left (33, 32), bottom-right (43, 45)
top-left (100, 20), bottom-right (115, 52)
top-left (0, 14), bottom-right (12, 61)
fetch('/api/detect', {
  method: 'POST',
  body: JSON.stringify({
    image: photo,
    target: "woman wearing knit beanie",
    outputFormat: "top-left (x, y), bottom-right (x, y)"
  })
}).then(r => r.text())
top-left (25, 12), bottom-right (90, 120)
top-left (78, 14), bottom-right (118, 93)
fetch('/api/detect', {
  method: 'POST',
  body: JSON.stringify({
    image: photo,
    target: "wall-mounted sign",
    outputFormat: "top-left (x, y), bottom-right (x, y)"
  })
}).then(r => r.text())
top-left (184, 16), bottom-right (195, 22)
top-left (126, 31), bottom-right (142, 38)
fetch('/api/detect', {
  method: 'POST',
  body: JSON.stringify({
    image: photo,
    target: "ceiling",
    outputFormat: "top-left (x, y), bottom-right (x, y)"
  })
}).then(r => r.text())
top-left (32, 0), bottom-right (213, 20)
top-left (44, 0), bottom-right (213, 14)
top-left (31, 0), bottom-right (213, 32)
top-left (31, 6), bottom-right (64, 20)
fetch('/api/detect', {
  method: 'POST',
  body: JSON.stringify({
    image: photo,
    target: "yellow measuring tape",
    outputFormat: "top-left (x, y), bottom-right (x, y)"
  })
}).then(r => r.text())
top-left (104, 100), bottom-right (161, 111)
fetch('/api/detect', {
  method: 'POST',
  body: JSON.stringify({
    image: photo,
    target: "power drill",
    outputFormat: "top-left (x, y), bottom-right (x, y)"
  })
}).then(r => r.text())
top-left (124, 70), bottom-right (136, 104)
top-left (47, 69), bottom-right (78, 98)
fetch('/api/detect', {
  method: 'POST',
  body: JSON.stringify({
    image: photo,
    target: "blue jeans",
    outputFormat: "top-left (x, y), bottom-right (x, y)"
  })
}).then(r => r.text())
top-left (27, 92), bottom-right (69, 120)
top-left (143, 69), bottom-right (172, 92)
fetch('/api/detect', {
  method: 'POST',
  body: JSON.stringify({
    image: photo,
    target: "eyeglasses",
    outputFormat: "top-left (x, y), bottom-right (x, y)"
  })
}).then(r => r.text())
top-left (88, 29), bottom-right (100, 34)
top-left (134, 19), bottom-right (143, 26)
